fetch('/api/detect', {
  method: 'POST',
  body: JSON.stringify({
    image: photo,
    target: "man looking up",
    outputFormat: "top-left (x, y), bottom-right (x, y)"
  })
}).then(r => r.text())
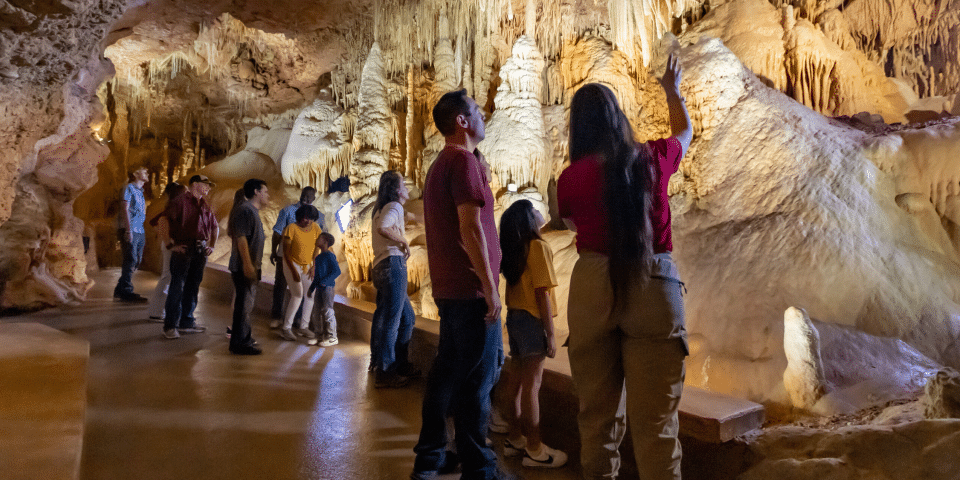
top-left (159, 174), bottom-right (219, 339)
top-left (228, 178), bottom-right (269, 355)
top-left (114, 166), bottom-right (150, 303)
top-left (412, 90), bottom-right (505, 480)
top-left (270, 186), bottom-right (319, 327)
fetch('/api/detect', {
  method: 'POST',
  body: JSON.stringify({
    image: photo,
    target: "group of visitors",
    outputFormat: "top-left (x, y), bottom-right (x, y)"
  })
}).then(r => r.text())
top-left (113, 51), bottom-right (693, 480)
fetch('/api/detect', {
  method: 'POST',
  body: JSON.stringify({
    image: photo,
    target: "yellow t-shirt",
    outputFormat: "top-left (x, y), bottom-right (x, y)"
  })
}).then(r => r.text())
top-left (282, 222), bottom-right (322, 267)
top-left (505, 239), bottom-right (558, 319)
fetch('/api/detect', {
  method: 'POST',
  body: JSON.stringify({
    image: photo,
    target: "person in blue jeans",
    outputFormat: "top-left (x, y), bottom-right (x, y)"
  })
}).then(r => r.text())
top-left (369, 170), bottom-right (420, 388)
top-left (308, 232), bottom-right (340, 347)
top-left (114, 166), bottom-right (150, 303)
top-left (413, 90), bottom-right (507, 480)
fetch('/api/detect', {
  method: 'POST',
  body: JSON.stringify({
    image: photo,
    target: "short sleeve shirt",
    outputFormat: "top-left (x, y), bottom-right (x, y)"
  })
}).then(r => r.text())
top-left (505, 239), bottom-right (558, 319)
top-left (228, 201), bottom-right (265, 273)
top-left (163, 191), bottom-right (218, 245)
top-left (424, 146), bottom-right (501, 300)
top-left (273, 203), bottom-right (300, 235)
top-left (372, 202), bottom-right (405, 267)
top-left (121, 183), bottom-right (146, 234)
top-left (282, 222), bottom-right (322, 267)
top-left (557, 137), bottom-right (683, 254)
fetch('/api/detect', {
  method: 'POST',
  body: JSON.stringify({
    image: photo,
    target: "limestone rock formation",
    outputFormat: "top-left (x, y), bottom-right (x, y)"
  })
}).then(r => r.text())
top-left (673, 36), bottom-right (960, 403)
top-left (480, 35), bottom-right (549, 194)
top-left (783, 307), bottom-right (827, 410)
top-left (923, 368), bottom-right (960, 419)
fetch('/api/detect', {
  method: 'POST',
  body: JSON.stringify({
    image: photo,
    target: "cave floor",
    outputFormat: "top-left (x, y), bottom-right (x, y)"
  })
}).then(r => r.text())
top-left (10, 268), bottom-right (581, 480)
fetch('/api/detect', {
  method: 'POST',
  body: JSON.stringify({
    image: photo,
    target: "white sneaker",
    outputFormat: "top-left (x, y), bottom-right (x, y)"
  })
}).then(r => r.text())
top-left (489, 409), bottom-right (509, 434)
top-left (503, 436), bottom-right (526, 457)
top-left (269, 319), bottom-right (281, 329)
top-left (318, 337), bottom-right (339, 347)
top-left (522, 445), bottom-right (568, 468)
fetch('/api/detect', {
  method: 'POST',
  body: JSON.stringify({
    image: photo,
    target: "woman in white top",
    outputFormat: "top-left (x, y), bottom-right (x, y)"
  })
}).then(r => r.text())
top-left (369, 170), bottom-right (419, 388)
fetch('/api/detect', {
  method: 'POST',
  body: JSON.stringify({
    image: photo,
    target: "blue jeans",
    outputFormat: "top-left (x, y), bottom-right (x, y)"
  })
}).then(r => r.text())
top-left (413, 298), bottom-right (503, 480)
top-left (370, 256), bottom-right (415, 372)
top-left (164, 249), bottom-right (206, 330)
top-left (114, 230), bottom-right (145, 296)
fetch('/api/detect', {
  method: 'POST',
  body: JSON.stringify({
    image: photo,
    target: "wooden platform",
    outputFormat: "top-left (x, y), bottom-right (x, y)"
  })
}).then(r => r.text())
top-left (0, 322), bottom-right (89, 480)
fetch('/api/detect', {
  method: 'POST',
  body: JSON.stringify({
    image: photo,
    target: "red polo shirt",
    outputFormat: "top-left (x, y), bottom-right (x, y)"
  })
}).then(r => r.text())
top-left (163, 191), bottom-right (218, 246)
top-left (557, 137), bottom-right (683, 254)
top-left (424, 146), bottom-right (502, 300)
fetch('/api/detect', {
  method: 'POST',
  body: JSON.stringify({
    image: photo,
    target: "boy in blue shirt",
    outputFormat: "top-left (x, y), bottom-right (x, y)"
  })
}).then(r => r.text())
top-left (308, 232), bottom-right (341, 346)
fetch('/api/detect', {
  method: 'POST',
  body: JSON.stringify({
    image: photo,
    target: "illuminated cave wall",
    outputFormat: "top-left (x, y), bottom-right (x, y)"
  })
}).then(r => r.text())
top-left (2, 0), bottom-right (960, 405)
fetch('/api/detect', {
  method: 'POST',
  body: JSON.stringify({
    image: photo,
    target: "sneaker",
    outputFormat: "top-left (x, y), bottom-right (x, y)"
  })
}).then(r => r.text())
top-left (374, 371), bottom-right (410, 388)
top-left (396, 362), bottom-right (422, 378)
top-left (163, 328), bottom-right (180, 339)
top-left (522, 445), bottom-right (568, 468)
top-left (503, 436), bottom-right (526, 457)
top-left (117, 293), bottom-right (148, 303)
top-left (294, 328), bottom-right (316, 339)
top-left (229, 344), bottom-right (263, 355)
top-left (148, 316), bottom-right (164, 323)
top-left (318, 337), bottom-right (339, 347)
top-left (278, 328), bottom-right (297, 341)
top-left (269, 319), bottom-right (281, 329)
top-left (178, 325), bottom-right (207, 334)
top-left (489, 409), bottom-right (510, 434)
top-left (307, 337), bottom-right (319, 346)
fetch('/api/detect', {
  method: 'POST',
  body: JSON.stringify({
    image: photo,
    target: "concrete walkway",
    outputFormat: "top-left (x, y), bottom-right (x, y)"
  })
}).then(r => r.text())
top-left (6, 269), bottom-right (581, 480)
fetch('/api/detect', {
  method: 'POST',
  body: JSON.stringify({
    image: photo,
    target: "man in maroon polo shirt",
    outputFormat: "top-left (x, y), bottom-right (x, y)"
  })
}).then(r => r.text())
top-left (411, 90), bottom-right (507, 480)
top-left (158, 174), bottom-right (219, 339)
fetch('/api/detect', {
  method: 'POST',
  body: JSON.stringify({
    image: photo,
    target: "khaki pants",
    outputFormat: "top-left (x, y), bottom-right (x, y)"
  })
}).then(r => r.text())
top-left (568, 252), bottom-right (687, 480)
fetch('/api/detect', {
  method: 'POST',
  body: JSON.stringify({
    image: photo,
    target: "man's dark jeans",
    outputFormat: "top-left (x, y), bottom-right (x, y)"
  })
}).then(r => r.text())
top-left (114, 230), bottom-right (145, 296)
top-left (230, 271), bottom-right (258, 349)
top-left (164, 250), bottom-right (206, 330)
top-left (370, 256), bottom-right (415, 372)
top-left (413, 298), bottom-right (503, 480)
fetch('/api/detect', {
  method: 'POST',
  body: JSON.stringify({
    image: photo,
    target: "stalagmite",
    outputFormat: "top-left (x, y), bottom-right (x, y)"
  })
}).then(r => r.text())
top-left (923, 368), bottom-right (960, 419)
top-left (280, 89), bottom-right (355, 189)
top-left (783, 307), bottom-right (827, 409)
top-left (479, 36), bottom-right (549, 194)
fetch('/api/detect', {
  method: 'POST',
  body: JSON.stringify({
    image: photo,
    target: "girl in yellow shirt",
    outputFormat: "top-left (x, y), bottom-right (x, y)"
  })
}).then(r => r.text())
top-left (498, 199), bottom-right (567, 468)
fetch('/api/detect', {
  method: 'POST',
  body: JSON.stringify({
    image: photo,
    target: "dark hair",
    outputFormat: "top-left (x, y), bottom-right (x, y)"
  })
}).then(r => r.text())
top-left (569, 83), bottom-right (653, 309)
top-left (432, 89), bottom-right (470, 136)
top-left (243, 178), bottom-right (267, 199)
top-left (163, 182), bottom-right (186, 200)
top-left (499, 200), bottom-right (543, 286)
top-left (300, 186), bottom-right (317, 203)
top-left (295, 204), bottom-right (320, 223)
top-left (373, 171), bottom-right (403, 216)
top-left (319, 232), bottom-right (335, 247)
top-left (227, 188), bottom-right (246, 238)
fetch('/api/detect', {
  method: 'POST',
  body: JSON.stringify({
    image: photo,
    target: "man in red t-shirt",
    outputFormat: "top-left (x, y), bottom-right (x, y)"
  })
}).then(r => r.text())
top-left (412, 90), bottom-right (506, 480)
top-left (158, 174), bottom-right (219, 339)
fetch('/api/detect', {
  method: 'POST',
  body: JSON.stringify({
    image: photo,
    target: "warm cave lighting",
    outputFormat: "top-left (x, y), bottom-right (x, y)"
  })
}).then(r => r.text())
top-left (90, 125), bottom-right (108, 144)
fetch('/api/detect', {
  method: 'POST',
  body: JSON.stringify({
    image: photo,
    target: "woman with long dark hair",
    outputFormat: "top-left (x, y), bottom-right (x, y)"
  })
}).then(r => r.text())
top-left (369, 170), bottom-right (419, 388)
top-left (557, 54), bottom-right (692, 480)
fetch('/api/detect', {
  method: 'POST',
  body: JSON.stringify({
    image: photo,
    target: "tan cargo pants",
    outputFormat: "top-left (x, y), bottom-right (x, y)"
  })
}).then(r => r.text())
top-left (568, 252), bottom-right (687, 480)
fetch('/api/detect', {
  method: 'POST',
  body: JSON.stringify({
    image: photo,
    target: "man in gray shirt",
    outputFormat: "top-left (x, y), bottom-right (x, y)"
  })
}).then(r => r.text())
top-left (228, 178), bottom-right (269, 355)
